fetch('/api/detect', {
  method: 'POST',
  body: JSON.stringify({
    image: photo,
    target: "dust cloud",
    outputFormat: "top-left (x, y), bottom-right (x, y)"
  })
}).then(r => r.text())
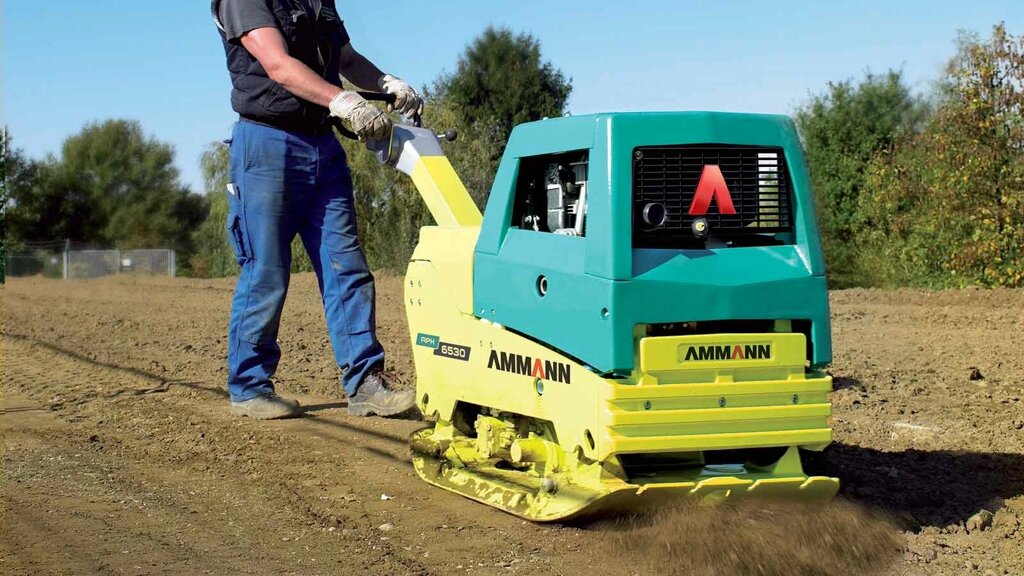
top-left (603, 499), bottom-right (900, 576)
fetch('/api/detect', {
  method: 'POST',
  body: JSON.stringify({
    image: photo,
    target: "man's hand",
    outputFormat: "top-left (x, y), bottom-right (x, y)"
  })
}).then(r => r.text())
top-left (379, 75), bottom-right (423, 117)
top-left (329, 91), bottom-right (391, 140)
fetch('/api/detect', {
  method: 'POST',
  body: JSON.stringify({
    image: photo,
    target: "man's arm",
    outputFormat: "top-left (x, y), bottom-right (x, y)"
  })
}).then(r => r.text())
top-left (339, 43), bottom-right (423, 116)
top-left (240, 26), bottom-right (388, 138)
top-left (240, 27), bottom-right (341, 107)
top-left (338, 43), bottom-right (387, 92)
top-left (239, 28), bottom-right (388, 101)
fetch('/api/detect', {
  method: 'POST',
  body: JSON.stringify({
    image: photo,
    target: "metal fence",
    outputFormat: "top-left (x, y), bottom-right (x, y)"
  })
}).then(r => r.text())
top-left (67, 250), bottom-right (120, 279)
top-left (6, 244), bottom-right (176, 279)
top-left (7, 249), bottom-right (65, 278)
top-left (121, 249), bottom-right (176, 277)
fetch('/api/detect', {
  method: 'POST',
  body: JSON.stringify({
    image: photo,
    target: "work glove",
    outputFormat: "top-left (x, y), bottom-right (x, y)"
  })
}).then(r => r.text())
top-left (329, 91), bottom-right (391, 140)
top-left (379, 74), bottom-right (424, 117)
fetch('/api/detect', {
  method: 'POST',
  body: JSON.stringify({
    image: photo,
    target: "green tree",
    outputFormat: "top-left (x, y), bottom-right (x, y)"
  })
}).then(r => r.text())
top-left (57, 120), bottom-right (206, 253)
top-left (434, 26), bottom-right (572, 147)
top-left (794, 70), bottom-right (933, 284)
top-left (794, 71), bottom-right (928, 286)
top-left (189, 143), bottom-right (239, 278)
top-left (5, 120), bottom-right (206, 269)
top-left (0, 128), bottom-right (12, 281)
top-left (5, 133), bottom-right (104, 245)
top-left (858, 24), bottom-right (1024, 287)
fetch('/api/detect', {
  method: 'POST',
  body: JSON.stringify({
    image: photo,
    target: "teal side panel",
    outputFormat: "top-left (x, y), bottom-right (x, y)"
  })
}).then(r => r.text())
top-left (476, 115), bottom-right (597, 256)
top-left (473, 112), bottom-right (832, 373)
top-left (474, 230), bottom-right (625, 370)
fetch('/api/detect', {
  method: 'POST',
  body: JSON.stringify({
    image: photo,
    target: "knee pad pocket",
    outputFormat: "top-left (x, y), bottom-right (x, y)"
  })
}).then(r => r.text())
top-left (228, 214), bottom-right (253, 265)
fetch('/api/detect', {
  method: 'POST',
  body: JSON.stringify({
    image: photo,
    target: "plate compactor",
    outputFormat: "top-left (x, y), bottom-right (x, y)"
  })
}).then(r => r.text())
top-left (360, 105), bottom-right (838, 521)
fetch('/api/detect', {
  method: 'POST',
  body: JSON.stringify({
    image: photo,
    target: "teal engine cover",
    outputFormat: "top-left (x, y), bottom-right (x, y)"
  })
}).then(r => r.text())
top-left (473, 112), bottom-right (832, 375)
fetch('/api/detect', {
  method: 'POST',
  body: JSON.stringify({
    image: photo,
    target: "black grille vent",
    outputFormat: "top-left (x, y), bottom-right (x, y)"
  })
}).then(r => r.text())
top-left (632, 145), bottom-right (792, 247)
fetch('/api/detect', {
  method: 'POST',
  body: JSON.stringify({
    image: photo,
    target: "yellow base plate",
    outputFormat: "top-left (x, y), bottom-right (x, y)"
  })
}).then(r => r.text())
top-left (410, 428), bottom-right (839, 523)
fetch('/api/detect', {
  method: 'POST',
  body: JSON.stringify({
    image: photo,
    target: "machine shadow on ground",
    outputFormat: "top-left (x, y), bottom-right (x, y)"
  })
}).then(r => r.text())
top-left (832, 376), bottom-right (866, 392)
top-left (807, 443), bottom-right (1024, 529)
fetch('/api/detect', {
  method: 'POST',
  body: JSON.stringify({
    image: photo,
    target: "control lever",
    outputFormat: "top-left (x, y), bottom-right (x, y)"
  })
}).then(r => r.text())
top-left (436, 129), bottom-right (458, 142)
top-left (357, 91), bottom-right (422, 127)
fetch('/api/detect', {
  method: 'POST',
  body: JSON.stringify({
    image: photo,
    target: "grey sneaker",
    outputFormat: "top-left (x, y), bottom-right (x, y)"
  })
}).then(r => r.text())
top-left (230, 393), bottom-right (301, 420)
top-left (348, 372), bottom-right (415, 417)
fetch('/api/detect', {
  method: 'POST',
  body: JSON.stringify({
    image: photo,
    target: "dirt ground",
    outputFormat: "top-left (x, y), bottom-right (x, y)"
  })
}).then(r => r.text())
top-left (2, 274), bottom-right (1022, 576)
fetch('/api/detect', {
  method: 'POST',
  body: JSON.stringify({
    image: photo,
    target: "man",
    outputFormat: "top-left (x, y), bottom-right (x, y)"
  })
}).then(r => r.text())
top-left (212, 0), bottom-right (418, 419)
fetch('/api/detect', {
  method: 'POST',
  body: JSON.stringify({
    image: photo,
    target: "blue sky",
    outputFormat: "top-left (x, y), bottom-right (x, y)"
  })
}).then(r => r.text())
top-left (5, 1), bottom-right (1022, 192)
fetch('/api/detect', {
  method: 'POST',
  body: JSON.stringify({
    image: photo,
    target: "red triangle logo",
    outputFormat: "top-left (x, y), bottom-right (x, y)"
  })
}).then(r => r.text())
top-left (688, 165), bottom-right (737, 216)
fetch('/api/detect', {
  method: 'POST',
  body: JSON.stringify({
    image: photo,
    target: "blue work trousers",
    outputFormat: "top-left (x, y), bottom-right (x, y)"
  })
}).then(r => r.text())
top-left (225, 120), bottom-right (384, 401)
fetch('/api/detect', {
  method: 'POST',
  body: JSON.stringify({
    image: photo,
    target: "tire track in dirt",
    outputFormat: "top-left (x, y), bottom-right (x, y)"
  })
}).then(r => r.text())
top-left (3, 393), bottom-right (279, 576)
top-left (3, 336), bottom-right (439, 575)
top-left (5, 276), bottom-right (1024, 575)
top-left (1, 331), bottom-right (601, 576)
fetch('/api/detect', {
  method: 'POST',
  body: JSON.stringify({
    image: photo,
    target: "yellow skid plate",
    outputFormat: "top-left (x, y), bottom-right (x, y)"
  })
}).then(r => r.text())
top-left (411, 429), bottom-right (839, 523)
